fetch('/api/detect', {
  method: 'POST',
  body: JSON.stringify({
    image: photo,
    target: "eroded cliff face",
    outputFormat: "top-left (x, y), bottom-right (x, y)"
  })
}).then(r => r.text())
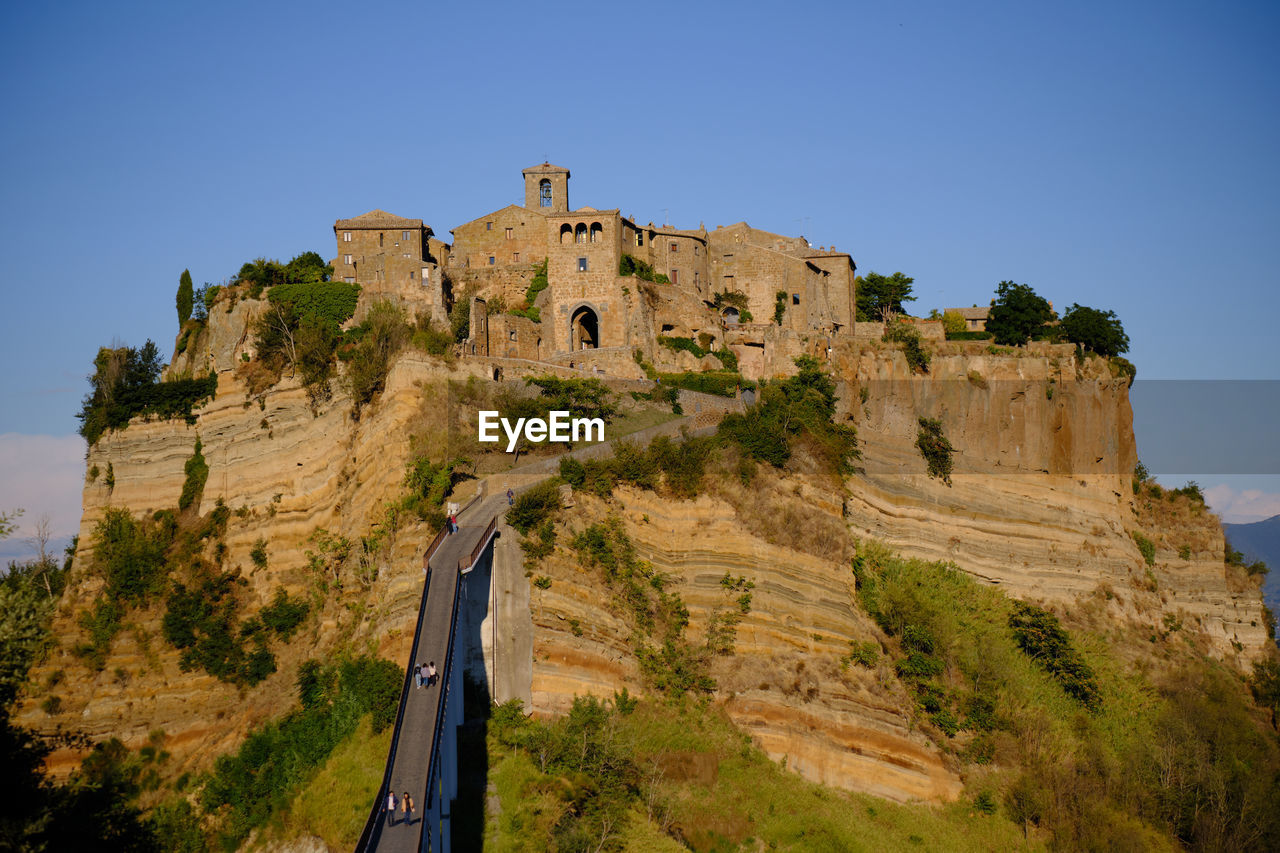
top-left (15, 301), bottom-right (1270, 804)
top-left (834, 340), bottom-right (1270, 661)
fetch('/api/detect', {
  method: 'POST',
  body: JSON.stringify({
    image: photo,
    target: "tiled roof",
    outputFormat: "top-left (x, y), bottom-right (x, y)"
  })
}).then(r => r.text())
top-left (946, 306), bottom-right (990, 319)
top-left (334, 210), bottom-right (426, 230)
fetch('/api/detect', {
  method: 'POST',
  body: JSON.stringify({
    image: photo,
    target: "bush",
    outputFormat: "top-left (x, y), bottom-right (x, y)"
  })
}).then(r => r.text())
top-left (915, 417), bottom-right (955, 485)
top-left (658, 335), bottom-right (708, 358)
top-left (162, 569), bottom-right (275, 686)
top-left (619, 253), bottom-right (661, 281)
top-left (178, 438), bottom-right (208, 511)
top-left (77, 341), bottom-right (218, 445)
top-left (884, 321), bottom-right (931, 373)
top-left (773, 290), bottom-right (788, 325)
top-left (1007, 602), bottom-right (1100, 709)
top-left (507, 479), bottom-right (563, 535)
top-left (656, 370), bottom-right (747, 397)
top-left (1132, 531), bottom-right (1156, 566)
top-left (940, 309), bottom-right (966, 336)
top-left (1059, 304), bottom-right (1129, 357)
top-left (200, 656), bottom-right (401, 849)
top-left (259, 588), bottom-right (309, 641)
top-left (92, 508), bottom-right (173, 605)
top-left (341, 300), bottom-right (412, 410)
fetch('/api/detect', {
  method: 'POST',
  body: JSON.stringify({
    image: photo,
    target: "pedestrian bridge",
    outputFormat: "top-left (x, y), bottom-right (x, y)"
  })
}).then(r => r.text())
top-left (354, 494), bottom-right (505, 853)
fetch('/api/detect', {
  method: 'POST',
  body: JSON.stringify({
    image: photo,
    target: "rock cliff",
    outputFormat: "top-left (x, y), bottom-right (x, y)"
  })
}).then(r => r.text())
top-left (15, 298), bottom-right (1271, 807)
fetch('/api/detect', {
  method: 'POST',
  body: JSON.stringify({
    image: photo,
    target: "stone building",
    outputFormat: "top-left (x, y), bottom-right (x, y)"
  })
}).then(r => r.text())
top-left (945, 306), bottom-right (991, 332)
top-left (335, 163), bottom-right (859, 378)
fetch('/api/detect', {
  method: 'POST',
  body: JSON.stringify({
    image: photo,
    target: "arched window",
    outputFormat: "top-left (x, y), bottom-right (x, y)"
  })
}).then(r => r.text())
top-left (575, 223), bottom-right (588, 244)
top-left (560, 224), bottom-right (573, 244)
top-left (590, 222), bottom-right (602, 243)
top-left (539, 179), bottom-right (552, 208)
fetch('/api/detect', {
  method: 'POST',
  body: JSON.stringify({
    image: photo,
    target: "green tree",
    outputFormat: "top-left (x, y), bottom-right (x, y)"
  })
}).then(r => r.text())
top-left (941, 309), bottom-right (966, 336)
top-left (856, 271), bottom-right (916, 321)
top-left (176, 270), bottom-right (193, 327)
top-left (986, 280), bottom-right (1054, 346)
top-left (1058, 303), bottom-right (1129, 357)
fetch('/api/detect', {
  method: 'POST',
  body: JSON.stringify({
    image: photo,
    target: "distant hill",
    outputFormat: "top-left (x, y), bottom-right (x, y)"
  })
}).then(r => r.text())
top-left (1224, 514), bottom-right (1280, 639)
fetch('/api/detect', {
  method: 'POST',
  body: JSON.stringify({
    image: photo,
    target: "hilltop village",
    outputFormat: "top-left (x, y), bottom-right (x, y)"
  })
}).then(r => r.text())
top-left (330, 162), bottom-right (861, 380)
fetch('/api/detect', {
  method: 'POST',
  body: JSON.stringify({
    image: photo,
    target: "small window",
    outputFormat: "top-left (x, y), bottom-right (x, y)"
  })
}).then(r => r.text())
top-left (578, 257), bottom-right (588, 272)
top-left (489, 256), bottom-right (496, 266)
top-left (505, 227), bottom-right (513, 240)
top-left (486, 221), bottom-right (493, 231)
top-left (402, 231), bottom-right (411, 241)
top-left (344, 276), bottom-right (355, 283)
top-left (343, 254), bottom-right (352, 265)
top-left (540, 179), bottom-right (552, 207)
top-left (694, 271), bottom-right (699, 286)
top-left (403, 253), bottom-right (410, 258)
top-left (694, 245), bottom-right (700, 255)
top-left (513, 252), bottom-right (520, 262)
top-left (379, 233), bottom-right (384, 247)
top-left (409, 271), bottom-right (415, 280)
top-left (792, 294), bottom-right (800, 305)
top-left (509, 330), bottom-right (518, 341)
top-left (636, 232), bottom-right (644, 247)
top-left (670, 242), bottom-right (678, 252)
top-left (671, 269), bottom-right (679, 285)
top-left (343, 231), bottom-right (351, 242)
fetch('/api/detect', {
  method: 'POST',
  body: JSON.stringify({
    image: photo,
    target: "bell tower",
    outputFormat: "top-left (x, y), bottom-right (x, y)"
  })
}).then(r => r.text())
top-left (522, 162), bottom-right (570, 213)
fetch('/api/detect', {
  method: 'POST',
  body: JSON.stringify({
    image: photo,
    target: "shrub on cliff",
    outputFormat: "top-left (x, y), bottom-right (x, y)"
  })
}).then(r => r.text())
top-left (77, 341), bottom-right (218, 445)
top-left (1059, 303), bottom-right (1129, 358)
top-left (341, 300), bottom-right (412, 410)
top-left (915, 417), bottom-right (955, 485)
top-left (856, 271), bottom-right (916, 321)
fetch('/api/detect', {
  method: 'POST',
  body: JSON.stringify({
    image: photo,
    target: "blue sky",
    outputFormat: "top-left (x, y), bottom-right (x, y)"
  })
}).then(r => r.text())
top-left (2, 0), bottom-right (1278, 546)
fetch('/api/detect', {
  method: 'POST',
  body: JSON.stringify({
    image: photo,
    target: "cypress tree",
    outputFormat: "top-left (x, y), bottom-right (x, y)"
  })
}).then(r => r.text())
top-left (177, 269), bottom-right (194, 327)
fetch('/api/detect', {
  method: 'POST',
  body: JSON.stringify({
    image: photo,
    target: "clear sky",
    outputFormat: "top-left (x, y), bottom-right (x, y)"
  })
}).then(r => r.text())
top-left (2, 0), bottom-right (1278, 548)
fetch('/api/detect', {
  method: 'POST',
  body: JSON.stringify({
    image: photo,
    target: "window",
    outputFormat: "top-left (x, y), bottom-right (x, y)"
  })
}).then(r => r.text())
top-left (486, 221), bottom-right (493, 231)
top-left (505, 227), bottom-right (513, 240)
top-left (379, 233), bottom-right (384, 247)
top-left (343, 254), bottom-right (352, 265)
top-left (694, 271), bottom-right (699, 286)
top-left (344, 276), bottom-right (355, 283)
top-left (578, 257), bottom-right (588, 272)
top-left (694, 245), bottom-right (700, 255)
top-left (671, 269), bottom-right (679, 284)
top-left (792, 294), bottom-right (800, 305)
top-left (575, 223), bottom-right (587, 243)
top-left (488, 256), bottom-right (496, 266)
top-left (513, 252), bottom-right (520, 262)
top-left (402, 231), bottom-right (411, 241)
top-left (343, 231), bottom-right (351, 242)
top-left (409, 271), bottom-right (414, 280)
top-left (670, 242), bottom-right (678, 252)
top-left (540, 179), bottom-right (552, 207)
top-left (403, 253), bottom-right (410, 258)
top-left (509, 330), bottom-right (518, 341)
top-left (636, 231), bottom-right (644, 247)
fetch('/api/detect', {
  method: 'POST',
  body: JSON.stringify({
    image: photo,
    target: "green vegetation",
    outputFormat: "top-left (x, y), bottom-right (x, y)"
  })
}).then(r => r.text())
top-left (1059, 303), bottom-right (1130, 358)
top-left (234, 251), bottom-right (333, 298)
top-left (947, 330), bottom-right (994, 341)
top-left (712, 289), bottom-right (749, 312)
top-left (773, 290), bottom-right (788, 325)
top-left (507, 479), bottom-right (564, 535)
top-left (198, 656), bottom-right (401, 850)
top-left (940, 309), bottom-right (966, 336)
top-left (573, 518), bottom-right (713, 696)
top-left (401, 453), bottom-right (471, 526)
top-left (178, 438), bottom-right (208, 511)
top-left (484, 697), bottom-right (1031, 852)
top-left (884, 319), bottom-right (931, 373)
top-left (915, 417), bottom-right (955, 485)
top-left (339, 300), bottom-right (410, 410)
top-left (509, 258), bottom-right (548, 322)
top-left (1132, 530), bottom-right (1156, 566)
top-left (720, 356), bottom-right (858, 475)
top-left (986, 280), bottom-right (1055, 346)
top-left (177, 269), bottom-right (194, 327)
top-left (250, 275), bottom-right (361, 402)
top-left (77, 340), bottom-right (218, 445)
top-left (856, 270), bottom-right (916, 321)
top-left (162, 569), bottom-right (276, 687)
top-left (653, 370), bottom-right (747, 397)
top-left (619, 253), bottom-right (669, 284)
top-left (854, 542), bottom-right (1280, 849)
top-left (657, 336), bottom-right (739, 371)
top-left (1007, 602), bottom-right (1100, 709)
top-left (259, 588), bottom-right (309, 641)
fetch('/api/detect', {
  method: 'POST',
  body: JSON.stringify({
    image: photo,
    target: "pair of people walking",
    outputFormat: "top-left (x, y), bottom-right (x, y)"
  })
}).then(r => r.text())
top-left (445, 501), bottom-right (460, 534)
top-left (414, 661), bottom-right (438, 689)
top-left (386, 790), bottom-right (415, 826)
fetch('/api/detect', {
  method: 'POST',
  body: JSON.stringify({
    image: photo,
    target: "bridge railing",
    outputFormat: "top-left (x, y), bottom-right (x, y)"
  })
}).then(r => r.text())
top-left (459, 515), bottom-right (498, 573)
top-left (354, 523), bottom-right (447, 852)
top-left (418, 539), bottom-right (468, 852)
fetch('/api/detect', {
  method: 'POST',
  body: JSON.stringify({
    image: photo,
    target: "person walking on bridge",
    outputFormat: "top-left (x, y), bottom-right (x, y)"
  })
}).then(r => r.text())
top-left (401, 791), bottom-right (413, 825)
top-left (386, 790), bottom-right (398, 826)
top-left (426, 661), bottom-right (438, 687)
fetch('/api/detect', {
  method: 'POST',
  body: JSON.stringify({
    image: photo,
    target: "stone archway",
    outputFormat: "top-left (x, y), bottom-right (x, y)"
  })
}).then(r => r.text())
top-left (570, 305), bottom-right (599, 351)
